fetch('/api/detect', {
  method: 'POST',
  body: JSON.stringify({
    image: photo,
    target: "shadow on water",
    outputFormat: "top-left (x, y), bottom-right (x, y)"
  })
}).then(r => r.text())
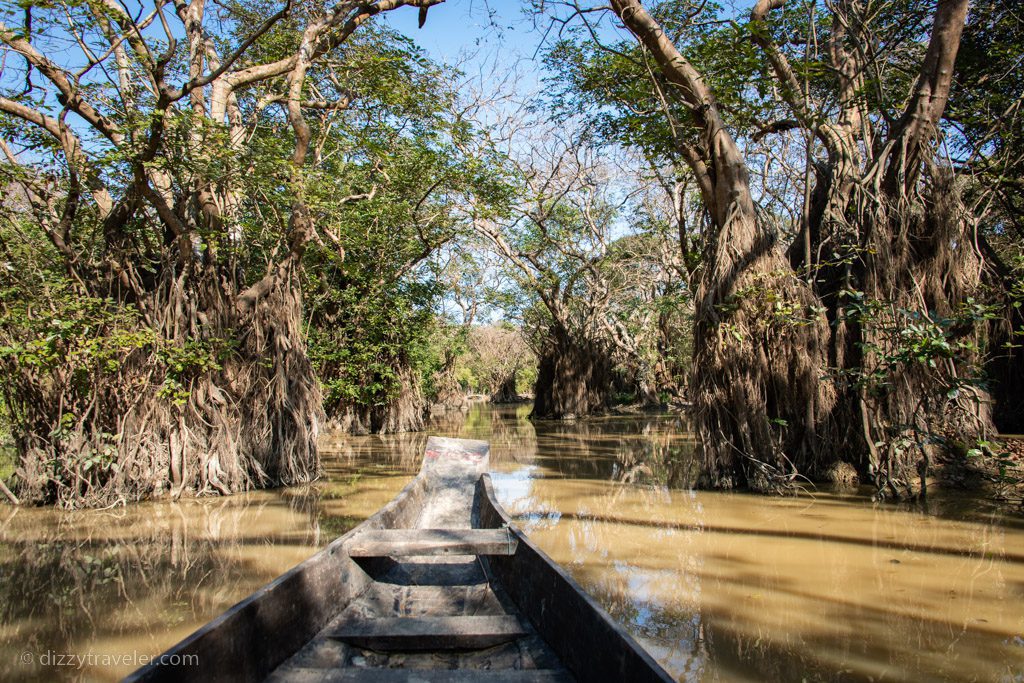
top-left (1, 403), bottom-right (1022, 682)
top-left (0, 465), bottom-right (412, 681)
top-left (482, 411), bottom-right (1024, 683)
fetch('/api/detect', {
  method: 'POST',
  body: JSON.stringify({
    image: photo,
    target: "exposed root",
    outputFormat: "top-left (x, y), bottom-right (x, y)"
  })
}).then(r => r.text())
top-left (1, 264), bottom-right (322, 509)
top-left (843, 165), bottom-right (992, 496)
top-left (531, 330), bottom-right (614, 420)
top-left (692, 259), bottom-right (836, 493)
top-left (325, 366), bottom-right (426, 435)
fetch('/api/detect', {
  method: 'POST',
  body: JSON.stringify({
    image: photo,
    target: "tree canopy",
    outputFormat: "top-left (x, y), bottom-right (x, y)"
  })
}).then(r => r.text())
top-left (0, 0), bottom-right (1020, 506)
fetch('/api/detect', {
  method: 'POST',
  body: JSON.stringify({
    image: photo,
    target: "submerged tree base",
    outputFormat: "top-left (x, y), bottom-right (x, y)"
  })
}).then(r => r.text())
top-left (691, 264), bottom-right (837, 495)
top-left (928, 436), bottom-right (1024, 507)
top-left (530, 334), bottom-right (614, 420)
top-left (5, 272), bottom-right (322, 509)
top-left (325, 368), bottom-right (427, 435)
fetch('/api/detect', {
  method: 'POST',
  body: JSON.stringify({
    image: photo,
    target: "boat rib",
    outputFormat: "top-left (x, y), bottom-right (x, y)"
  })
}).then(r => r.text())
top-left (126, 436), bottom-right (673, 683)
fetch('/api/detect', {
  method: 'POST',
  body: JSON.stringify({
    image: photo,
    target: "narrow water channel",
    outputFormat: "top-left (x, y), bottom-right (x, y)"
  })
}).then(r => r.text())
top-left (1, 404), bottom-right (1021, 681)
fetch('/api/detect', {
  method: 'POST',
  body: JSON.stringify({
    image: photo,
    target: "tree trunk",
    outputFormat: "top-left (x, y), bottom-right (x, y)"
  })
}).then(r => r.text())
top-left (612, 0), bottom-right (835, 491)
top-left (6, 259), bottom-right (322, 507)
top-left (0, 0), bottom-right (449, 508)
top-left (531, 329), bottom-right (612, 419)
top-left (846, 165), bottom-right (990, 495)
top-left (431, 347), bottom-right (469, 410)
top-left (325, 366), bottom-right (426, 435)
top-left (690, 216), bottom-right (834, 492)
top-left (491, 372), bottom-right (520, 404)
top-left (615, 0), bottom-right (985, 495)
top-left (802, 0), bottom-right (987, 494)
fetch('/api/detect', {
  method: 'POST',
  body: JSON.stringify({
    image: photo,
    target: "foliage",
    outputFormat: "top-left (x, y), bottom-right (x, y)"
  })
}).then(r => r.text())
top-left (307, 274), bottom-right (438, 410)
top-left (531, 0), bottom-right (1016, 496)
top-left (0, 0), bottom-right (1020, 505)
top-left (295, 39), bottom-right (485, 425)
top-left (454, 324), bottom-right (534, 397)
top-left (949, 0), bottom-right (1024, 222)
top-left (0, 0), bottom-right (445, 505)
top-left (542, 1), bottom-right (775, 158)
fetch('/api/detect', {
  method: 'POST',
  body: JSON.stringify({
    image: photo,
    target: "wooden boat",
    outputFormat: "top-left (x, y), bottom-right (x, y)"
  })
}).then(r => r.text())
top-left (127, 436), bottom-right (673, 682)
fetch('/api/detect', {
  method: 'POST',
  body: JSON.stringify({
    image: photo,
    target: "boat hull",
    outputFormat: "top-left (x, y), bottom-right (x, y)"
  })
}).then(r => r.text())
top-left (475, 475), bottom-right (673, 683)
top-left (126, 437), bottom-right (672, 682)
top-left (124, 468), bottom-right (429, 682)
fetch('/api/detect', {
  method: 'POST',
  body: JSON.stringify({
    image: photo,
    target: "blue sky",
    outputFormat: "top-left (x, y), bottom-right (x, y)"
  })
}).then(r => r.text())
top-left (380, 0), bottom-right (636, 129)
top-left (383, 1), bottom-right (543, 65)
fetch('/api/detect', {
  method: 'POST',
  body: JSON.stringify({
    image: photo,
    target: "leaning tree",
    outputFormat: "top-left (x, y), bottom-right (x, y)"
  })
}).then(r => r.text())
top-left (542, 0), bottom-right (990, 495)
top-left (0, 0), bottom-right (442, 506)
top-left (604, 0), bottom-right (836, 492)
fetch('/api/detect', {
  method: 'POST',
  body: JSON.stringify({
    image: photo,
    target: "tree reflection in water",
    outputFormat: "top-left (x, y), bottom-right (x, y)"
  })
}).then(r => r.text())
top-left (2, 403), bottom-right (1022, 682)
top-left (0, 461), bottom-right (410, 682)
top-left (483, 400), bottom-right (1024, 682)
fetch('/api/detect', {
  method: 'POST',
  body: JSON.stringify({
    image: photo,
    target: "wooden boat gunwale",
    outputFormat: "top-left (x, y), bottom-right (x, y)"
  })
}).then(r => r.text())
top-left (475, 473), bottom-right (674, 683)
top-left (127, 437), bottom-right (674, 682)
top-left (124, 463), bottom-right (431, 683)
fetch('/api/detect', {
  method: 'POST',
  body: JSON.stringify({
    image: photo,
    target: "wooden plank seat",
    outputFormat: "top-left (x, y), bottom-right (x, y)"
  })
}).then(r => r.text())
top-left (128, 437), bottom-right (672, 683)
top-left (328, 615), bottom-right (528, 651)
top-left (347, 529), bottom-right (517, 558)
top-left (267, 668), bottom-right (573, 682)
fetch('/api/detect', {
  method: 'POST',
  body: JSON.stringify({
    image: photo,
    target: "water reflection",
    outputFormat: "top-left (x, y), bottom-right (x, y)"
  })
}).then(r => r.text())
top-left (491, 461), bottom-right (1024, 681)
top-left (0, 459), bottom-right (412, 681)
top-left (446, 403), bottom-right (698, 488)
top-left (0, 403), bottom-right (1021, 682)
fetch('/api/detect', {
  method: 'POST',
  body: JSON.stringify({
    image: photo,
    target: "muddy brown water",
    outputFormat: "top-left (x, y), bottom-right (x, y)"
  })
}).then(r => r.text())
top-left (1, 404), bottom-right (1021, 681)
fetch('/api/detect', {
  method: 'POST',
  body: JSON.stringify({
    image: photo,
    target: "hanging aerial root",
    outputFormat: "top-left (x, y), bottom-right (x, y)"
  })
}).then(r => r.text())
top-left (692, 258), bottom-right (837, 493)
top-left (1, 266), bottom-right (322, 508)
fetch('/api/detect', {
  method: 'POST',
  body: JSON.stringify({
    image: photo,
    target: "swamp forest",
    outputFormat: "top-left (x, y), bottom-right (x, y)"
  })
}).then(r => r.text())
top-left (0, 0), bottom-right (1022, 680)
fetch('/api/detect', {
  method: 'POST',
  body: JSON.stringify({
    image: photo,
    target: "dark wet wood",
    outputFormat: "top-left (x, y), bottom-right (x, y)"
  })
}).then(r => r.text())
top-left (475, 475), bottom-right (675, 683)
top-left (128, 435), bottom-right (672, 683)
top-left (329, 615), bottom-right (527, 650)
top-left (265, 669), bottom-right (573, 682)
top-left (268, 436), bottom-right (563, 681)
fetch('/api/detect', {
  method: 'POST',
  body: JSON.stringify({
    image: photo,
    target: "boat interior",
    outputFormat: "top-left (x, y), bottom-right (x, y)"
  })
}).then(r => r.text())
top-left (266, 436), bottom-right (571, 681)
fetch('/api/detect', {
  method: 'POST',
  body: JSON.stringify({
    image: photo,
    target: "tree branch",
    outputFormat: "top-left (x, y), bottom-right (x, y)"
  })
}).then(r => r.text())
top-left (884, 0), bottom-right (970, 194)
top-left (0, 97), bottom-right (114, 216)
top-left (0, 22), bottom-right (123, 143)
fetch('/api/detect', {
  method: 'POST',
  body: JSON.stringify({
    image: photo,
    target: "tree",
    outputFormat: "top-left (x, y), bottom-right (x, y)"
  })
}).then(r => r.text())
top-left (598, 0), bottom-right (834, 492)
top-left (469, 118), bottom-right (636, 419)
top-left (466, 104), bottom-right (689, 417)
top-left (745, 0), bottom-right (989, 496)
top-left (300, 45), bottom-right (476, 434)
top-left (463, 324), bottom-right (533, 403)
top-left (542, 0), bottom-right (990, 495)
top-left (428, 242), bottom-right (497, 408)
top-left (946, 0), bottom-right (1024, 434)
top-left (0, 0), bottom-right (443, 506)
top-left (597, 227), bottom-right (690, 405)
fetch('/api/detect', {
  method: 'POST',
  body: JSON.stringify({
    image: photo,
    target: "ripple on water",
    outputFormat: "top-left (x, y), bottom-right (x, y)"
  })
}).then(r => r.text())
top-left (1, 403), bottom-right (1022, 682)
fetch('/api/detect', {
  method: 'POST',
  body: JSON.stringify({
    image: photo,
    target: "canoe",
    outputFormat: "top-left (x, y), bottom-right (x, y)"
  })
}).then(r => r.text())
top-left (126, 436), bottom-right (673, 682)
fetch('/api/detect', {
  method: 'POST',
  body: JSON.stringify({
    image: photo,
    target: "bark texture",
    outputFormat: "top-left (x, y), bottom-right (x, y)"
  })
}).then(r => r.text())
top-left (326, 367), bottom-right (427, 435)
top-left (611, 0), bottom-right (986, 495)
top-left (612, 0), bottom-right (835, 491)
top-left (531, 329), bottom-right (613, 420)
top-left (0, 0), bottom-right (443, 506)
